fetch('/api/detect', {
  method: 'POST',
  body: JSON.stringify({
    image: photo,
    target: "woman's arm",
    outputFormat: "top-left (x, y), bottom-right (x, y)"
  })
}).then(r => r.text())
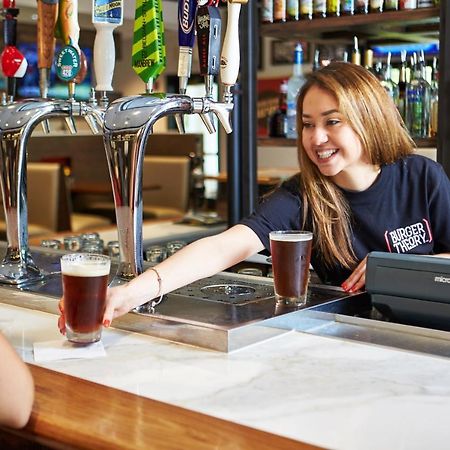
top-left (0, 333), bottom-right (34, 428)
top-left (104, 224), bottom-right (265, 322)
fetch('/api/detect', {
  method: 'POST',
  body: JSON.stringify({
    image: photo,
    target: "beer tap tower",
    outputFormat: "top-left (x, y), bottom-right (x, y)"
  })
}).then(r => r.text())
top-left (103, 0), bottom-right (247, 286)
top-left (0, 0), bottom-right (122, 285)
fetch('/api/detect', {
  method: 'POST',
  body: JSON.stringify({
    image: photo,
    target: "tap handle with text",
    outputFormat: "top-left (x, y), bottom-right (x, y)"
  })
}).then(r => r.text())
top-left (177, 0), bottom-right (197, 94)
top-left (92, 0), bottom-right (123, 93)
top-left (196, 5), bottom-right (221, 90)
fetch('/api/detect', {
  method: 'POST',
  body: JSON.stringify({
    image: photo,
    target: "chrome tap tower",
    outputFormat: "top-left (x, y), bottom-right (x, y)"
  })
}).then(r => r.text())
top-left (0, 0), bottom-right (122, 285)
top-left (104, 0), bottom-right (246, 286)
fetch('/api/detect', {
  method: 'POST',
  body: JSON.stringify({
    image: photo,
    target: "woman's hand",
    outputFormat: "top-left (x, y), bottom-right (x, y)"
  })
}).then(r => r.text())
top-left (57, 285), bottom-right (136, 335)
top-left (341, 256), bottom-right (368, 293)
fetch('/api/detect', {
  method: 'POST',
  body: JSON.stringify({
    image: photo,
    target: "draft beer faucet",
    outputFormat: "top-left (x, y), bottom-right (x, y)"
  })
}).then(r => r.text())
top-left (0, 0), bottom-right (122, 285)
top-left (104, 0), bottom-right (246, 286)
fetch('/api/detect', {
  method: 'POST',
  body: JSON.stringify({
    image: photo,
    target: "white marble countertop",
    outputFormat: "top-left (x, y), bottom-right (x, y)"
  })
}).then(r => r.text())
top-left (2, 299), bottom-right (450, 450)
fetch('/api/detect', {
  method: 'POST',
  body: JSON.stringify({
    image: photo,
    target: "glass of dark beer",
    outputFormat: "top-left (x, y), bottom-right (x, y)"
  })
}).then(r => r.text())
top-left (269, 231), bottom-right (313, 306)
top-left (61, 253), bottom-right (111, 344)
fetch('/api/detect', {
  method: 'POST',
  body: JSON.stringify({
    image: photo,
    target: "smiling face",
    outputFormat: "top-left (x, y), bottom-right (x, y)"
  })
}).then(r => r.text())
top-left (301, 85), bottom-right (376, 190)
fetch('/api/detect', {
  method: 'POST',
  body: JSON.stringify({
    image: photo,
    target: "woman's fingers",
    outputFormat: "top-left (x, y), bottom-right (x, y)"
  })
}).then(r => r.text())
top-left (341, 256), bottom-right (368, 292)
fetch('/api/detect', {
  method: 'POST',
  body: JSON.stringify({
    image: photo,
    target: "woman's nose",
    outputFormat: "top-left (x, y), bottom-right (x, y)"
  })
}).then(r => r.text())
top-left (311, 127), bottom-right (328, 145)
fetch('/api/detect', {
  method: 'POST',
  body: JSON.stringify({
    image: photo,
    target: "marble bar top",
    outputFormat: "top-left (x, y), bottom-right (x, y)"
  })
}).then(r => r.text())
top-left (2, 291), bottom-right (450, 450)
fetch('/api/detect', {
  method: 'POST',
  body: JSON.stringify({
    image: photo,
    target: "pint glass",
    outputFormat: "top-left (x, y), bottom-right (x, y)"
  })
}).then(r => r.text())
top-left (269, 231), bottom-right (313, 306)
top-left (61, 253), bottom-right (111, 344)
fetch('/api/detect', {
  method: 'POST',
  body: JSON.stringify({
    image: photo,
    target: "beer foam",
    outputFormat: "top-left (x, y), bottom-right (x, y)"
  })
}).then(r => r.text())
top-left (270, 233), bottom-right (312, 242)
top-left (61, 262), bottom-right (110, 277)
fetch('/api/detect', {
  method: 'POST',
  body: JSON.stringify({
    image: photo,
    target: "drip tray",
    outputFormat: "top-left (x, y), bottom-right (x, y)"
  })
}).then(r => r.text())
top-left (0, 246), bottom-right (370, 352)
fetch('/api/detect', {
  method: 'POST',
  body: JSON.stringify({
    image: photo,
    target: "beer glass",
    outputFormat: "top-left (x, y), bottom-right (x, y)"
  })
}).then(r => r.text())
top-left (61, 253), bottom-right (111, 344)
top-left (269, 230), bottom-right (313, 306)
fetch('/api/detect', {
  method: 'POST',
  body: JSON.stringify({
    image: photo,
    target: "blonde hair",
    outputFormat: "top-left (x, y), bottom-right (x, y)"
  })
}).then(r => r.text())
top-left (297, 62), bottom-right (414, 269)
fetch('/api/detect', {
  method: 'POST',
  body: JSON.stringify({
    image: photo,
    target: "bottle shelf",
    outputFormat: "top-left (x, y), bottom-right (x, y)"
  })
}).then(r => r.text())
top-left (258, 137), bottom-right (437, 148)
top-left (260, 7), bottom-right (440, 43)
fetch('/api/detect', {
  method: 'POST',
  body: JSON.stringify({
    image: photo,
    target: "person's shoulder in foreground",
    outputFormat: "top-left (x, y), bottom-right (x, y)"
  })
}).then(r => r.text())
top-left (0, 333), bottom-right (34, 428)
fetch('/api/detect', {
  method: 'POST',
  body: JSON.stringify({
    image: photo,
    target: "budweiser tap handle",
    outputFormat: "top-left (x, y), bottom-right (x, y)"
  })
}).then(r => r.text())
top-left (92, 0), bottom-right (123, 94)
top-left (37, 0), bottom-right (58, 98)
top-left (220, 0), bottom-right (247, 102)
top-left (177, 0), bottom-right (197, 94)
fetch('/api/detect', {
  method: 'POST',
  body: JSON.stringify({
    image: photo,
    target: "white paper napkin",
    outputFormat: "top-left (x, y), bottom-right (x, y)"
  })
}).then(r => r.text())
top-left (33, 339), bottom-right (106, 362)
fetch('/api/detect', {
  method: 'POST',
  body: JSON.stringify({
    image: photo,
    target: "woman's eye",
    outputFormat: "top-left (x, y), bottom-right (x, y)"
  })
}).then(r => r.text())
top-left (327, 119), bottom-right (340, 126)
top-left (302, 122), bottom-right (313, 129)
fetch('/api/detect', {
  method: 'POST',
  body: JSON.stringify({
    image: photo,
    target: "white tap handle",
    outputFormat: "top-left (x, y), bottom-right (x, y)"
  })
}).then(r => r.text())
top-left (220, 2), bottom-right (241, 87)
top-left (92, 0), bottom-right (123, 92)
top-left (93, 23), bottom-right (119, 91)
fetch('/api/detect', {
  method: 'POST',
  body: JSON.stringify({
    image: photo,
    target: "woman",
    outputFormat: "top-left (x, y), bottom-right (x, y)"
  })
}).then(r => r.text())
top-left (59, 62), bottom-right (450, 331)
top-left (0, 333), bottom-right (34, 428)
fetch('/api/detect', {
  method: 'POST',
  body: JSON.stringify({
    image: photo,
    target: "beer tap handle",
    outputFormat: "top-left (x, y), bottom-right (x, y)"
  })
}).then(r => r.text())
top-left (196, 4), bottom-right (221, 134)
top-left (175, 0), bottom-right (197, 134)
top-left (37, 0), bottom-right (58, 99)
top-left (220, 0), bottom-right (247, 103)
top-left (92, 0), bottom-right (123, 102)
top-left (55, 0), bottom-right (81, 99)
top-left (197, 5), bottom-right (221, 97)
top-left (177, 0), bottom-right (197, 94)
top-left (132, 0), bottom-right (166, 94)
top-left (1, 1), bottom-right (27, 102)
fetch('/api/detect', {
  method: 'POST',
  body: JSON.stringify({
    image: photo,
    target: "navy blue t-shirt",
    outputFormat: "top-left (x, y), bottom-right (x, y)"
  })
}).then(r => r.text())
top-left (240, 155), bottom-right (450, 285)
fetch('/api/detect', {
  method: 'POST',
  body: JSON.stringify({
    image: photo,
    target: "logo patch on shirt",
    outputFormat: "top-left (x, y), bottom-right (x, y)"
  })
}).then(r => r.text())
top-left (384, 219), bottom-right (433, 253)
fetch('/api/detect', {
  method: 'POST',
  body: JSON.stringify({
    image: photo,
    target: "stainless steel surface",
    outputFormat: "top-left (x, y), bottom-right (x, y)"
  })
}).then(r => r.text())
top-left (103, 94), bottom-right (233, 286)
top-left (0, 245), bottom-right (367, 352)
top-left (0, 99), bottom-right (104, 286)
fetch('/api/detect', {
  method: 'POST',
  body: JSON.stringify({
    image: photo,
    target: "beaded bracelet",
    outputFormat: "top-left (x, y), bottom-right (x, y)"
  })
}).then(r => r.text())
top-left (148, 267), bottom-right (164, 314)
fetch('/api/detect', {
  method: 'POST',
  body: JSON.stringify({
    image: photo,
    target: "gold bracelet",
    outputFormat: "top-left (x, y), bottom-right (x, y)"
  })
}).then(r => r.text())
top-left (148, 267), bottom-right (164, 314)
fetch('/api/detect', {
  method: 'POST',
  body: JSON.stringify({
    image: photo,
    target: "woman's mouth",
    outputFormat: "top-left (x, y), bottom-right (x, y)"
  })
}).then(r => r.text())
top-left (317, 149), bottom-right (338, 160)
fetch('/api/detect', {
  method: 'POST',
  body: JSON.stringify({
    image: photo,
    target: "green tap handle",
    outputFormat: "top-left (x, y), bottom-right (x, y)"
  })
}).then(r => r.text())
top-left (132, 0), bottom-right (166, 93)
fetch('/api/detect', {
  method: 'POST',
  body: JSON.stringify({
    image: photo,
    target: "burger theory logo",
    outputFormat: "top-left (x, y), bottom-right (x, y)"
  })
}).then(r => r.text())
top-left (384, 219), bottom-right (433, 253)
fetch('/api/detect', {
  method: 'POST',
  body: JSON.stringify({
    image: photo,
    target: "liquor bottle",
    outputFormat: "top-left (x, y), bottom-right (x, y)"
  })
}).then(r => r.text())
top-left (341, 0), bottom-right (354, 14)
top-left (369, 0), bottom-right (383, 12)
top-left (351, 36), bottom-right (361, 65)
top-left (274, 0), bottom-right (287, 22)
top-left (313, 0), bottom-right (327, 17)
top-left (363, 49), bottom-right (375, 73)
top-left (287, 0), bottom-right (300, 20)
top-left (384, 0), bottom-right (399, 9)
top-left (397, 50), bottom-right (407, 121)
top-left (312, 48), bottom-right (321, 71)
top-left (355, 0), bottom-right (368, 13)
top-left (261, 0), bottom-right (274, 23)
top-left (300, 0), bottom-right (313, 18)
top-left (269, 81), bottom-right (288, 138)
top-left (400, 0), bottom-right (417, 9)
top-left (430, 56), bottom-right (439, 137)
top-left (327, 0), bottom-right (340, 16)
top-left (380, 52), bottom-right (399, 103)
top-left (406, 52), bottom-right (431, 138)
top-left (287, 44), bottom-right (306, 139)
